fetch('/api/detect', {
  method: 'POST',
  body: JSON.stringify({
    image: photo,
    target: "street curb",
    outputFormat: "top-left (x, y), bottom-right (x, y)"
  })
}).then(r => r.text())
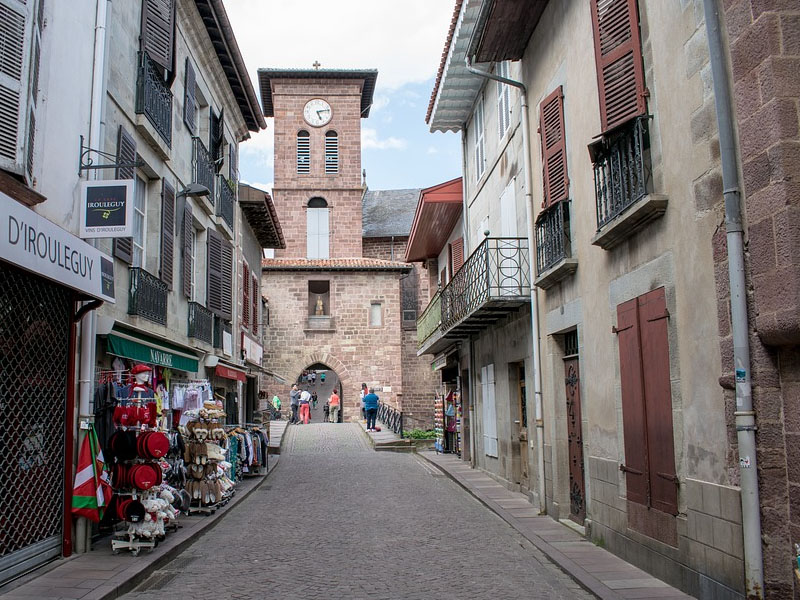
top-left (82, 457), bottom-right (282, 600)
top-left (417, 452), bottom-right (625, 600)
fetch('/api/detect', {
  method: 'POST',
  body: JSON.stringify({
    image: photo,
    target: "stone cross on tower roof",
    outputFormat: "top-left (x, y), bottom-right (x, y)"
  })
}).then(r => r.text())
top-left (312, 61), bottom-right (321, 69)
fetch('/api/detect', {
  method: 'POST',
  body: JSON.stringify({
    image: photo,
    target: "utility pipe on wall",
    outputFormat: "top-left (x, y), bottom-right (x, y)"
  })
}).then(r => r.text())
top-left (465, 56), bottom-right (546, 512)
top-left (703, 1), bottom-right (763, 596)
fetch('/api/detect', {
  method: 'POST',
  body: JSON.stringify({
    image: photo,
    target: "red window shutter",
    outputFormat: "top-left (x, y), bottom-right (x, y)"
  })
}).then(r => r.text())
top-left (638, 287), bottom-right (678, 515)
top-left (616, 297), bottom-right (648, 506)
top-left (251, 274), bottom-right (259, 335)
top-left (160, 179), bottom-right (175, 289)
top-left (113, 125), bottom-right (136, 265)
top-left (539, 87), bottom-right (569, 208)
top-left (590, 0), bottom-right (646, 132)
top-left (242, 262), bottom-right (250, 329)
top-left (452, 238), bottom-right (464, 273)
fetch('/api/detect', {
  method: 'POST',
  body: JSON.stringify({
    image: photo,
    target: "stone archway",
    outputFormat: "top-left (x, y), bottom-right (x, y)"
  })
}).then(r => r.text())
top-left (290, 351), bottom-right (355, 422)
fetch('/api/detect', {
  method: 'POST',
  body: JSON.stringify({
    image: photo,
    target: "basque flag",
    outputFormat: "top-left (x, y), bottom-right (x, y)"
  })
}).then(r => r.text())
top-left (71, 425), bottom-right (113, 522)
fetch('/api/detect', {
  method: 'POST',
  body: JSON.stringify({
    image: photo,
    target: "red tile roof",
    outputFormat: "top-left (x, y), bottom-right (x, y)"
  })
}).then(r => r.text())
top-left (261, 258), bottom-right (412, 271)
top-left (426, 0), bottom-right (464, 124)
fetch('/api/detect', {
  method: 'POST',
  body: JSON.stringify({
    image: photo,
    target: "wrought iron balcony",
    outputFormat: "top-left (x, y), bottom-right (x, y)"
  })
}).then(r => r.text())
top-left (128, 267), bottom-right (168, 326)
top-left (135, 52), bottom-right (172, 147)
top-left (193, 137), bottom-right (215, 203)
top-left (417, 237), bottom-right (531, 355)
top-left (417, 290), bottom-right (441, 348)
top-left (188, 301), bottom-right (213, 345)
top-left (217, 176), bottom-right (235, 230)
top-left (591, 116), bottom-right (652, 229)
top-left (534, 201), bottom-right (577, 289)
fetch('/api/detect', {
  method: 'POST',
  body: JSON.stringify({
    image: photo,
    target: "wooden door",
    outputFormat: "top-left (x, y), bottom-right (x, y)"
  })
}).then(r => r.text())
top-left (516, 363), bottom-right (529, 488)
top-left (564, 354), bottom-right (586, 524)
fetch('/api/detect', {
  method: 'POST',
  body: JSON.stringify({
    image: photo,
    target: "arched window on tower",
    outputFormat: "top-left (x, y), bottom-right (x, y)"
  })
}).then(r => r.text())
top-left (297, 130), bottom-right (310, 173)
top-left (325, 130), bottom-right (338, 174)
top-left (307, 197), bottom-right (329, 259)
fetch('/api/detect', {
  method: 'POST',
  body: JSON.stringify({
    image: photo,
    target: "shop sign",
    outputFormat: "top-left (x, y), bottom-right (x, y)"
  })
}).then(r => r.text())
top-left (241, 332), bottom-right (263, 365)
top-left (216, 365), bottom-right (246, 382)
top-left (79, 179), bottom-right (134, 238)
top-left (431, 354), bottom-right (448, 371)
top-left (1, 193), bottom-right (115, 302)
top-left (106, 332), bottom-right (199, 372)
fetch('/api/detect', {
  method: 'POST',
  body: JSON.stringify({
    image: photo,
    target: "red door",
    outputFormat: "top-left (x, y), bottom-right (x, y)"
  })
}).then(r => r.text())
top-left (564, 356), bottom-right (586, 524)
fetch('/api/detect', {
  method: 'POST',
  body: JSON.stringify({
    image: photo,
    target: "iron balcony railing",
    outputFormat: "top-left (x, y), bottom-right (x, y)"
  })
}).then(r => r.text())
top-left (217, 176), bottom-right (235, 230)
top-left (440, 237), bottom-right (530, 331)
top-left (417, 290), bottom-right (442, 348)
top-left (188, 301), bottom-right (213, 345)
top-left (378, 402), bottom-right (404, 438)
top-left (592, 115), bottom-right (652, 230)
top-left (193, 137), bottom-right (215, 200)
top-left (535, 201), bottom-right (571, 274)
top-left (128, 267), bottom-right (168, 325)
top-left (135, 52), bottom-right (172, 147)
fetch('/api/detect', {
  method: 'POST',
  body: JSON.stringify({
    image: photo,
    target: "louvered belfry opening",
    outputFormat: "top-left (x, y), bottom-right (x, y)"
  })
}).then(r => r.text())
top-left (0, 263), bottom-right (72, 580)
top-left (297, 130), bottom-right (310, 173)
top-left (325, 130), bottom-right (338, 174)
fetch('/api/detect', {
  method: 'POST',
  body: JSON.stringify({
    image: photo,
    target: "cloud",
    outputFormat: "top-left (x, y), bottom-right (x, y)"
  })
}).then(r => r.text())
top-left (361, 128), bottom-right (407, 150)
top-left (427, 146), bottom-right (438, 155)
top-left (224, 1), bottom-right (454, 90)
top-left (241, 180), bottom-right (274, 195)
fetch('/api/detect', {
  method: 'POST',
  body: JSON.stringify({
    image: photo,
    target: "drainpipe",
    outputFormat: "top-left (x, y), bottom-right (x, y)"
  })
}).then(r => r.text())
top-left (704, 2), bottom-right (763, 596)
top-left (75, 0), bottom-right (108, 555)
top-left (465, 56), bottom-right (546, 512)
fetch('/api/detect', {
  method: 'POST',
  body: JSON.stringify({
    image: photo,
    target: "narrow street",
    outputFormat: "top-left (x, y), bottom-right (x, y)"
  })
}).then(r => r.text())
top-left (121, 424), bottom-right (593, 600)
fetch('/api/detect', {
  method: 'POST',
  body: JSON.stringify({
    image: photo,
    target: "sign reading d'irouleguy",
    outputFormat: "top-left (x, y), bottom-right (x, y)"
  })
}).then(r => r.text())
top-left (79, 179), bottom-right (134, 238)
top-left (1, 191), bottom-right (115, 303)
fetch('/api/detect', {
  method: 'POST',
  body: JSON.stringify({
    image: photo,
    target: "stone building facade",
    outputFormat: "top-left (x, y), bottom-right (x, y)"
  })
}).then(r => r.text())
top-left (257, 69), bottom-right (438, 424)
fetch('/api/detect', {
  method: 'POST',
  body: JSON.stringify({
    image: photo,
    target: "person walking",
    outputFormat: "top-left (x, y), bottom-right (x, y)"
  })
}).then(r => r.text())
top-left (299, 389), bottom-right (311, 425)
top-left (360, 383), bottom-right (367, 421)
top-left (329, 388), bottom-right (340, 423)
top-left (289, 385), bottom-right (300, 424)
top-left (363, 387), bottom-right (379, 432)
top-left (272, 394), bottom-right (281, 419)
top-left (311, 390), bottom-right (318, 410)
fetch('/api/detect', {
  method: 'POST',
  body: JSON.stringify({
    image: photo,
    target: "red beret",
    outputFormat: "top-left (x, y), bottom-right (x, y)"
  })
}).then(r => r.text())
top-left (130, 364), bottom-right (152, 375)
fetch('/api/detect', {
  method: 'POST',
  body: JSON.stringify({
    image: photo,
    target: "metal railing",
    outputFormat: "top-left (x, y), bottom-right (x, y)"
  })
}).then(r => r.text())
top-left (417, 290), bottom-right (442, 347)
top-left (217, 176), bottom-right (235, 230)
top-left (535, 201), bottom-right (570, 274)
top-left (378, 402), bottom-right (404, 437)
top-left (128, 267), bottom-right (168, 325)
top-left (440, 237), bottom-right (530, 331)
top-left (135, 52), bottom-right (172, 147)
top-left (593, 115), bottom-right (652, 230)
top-left (188, 301), bottom-right (213, 344)
top-left (193, 137), bottom-right (215, 200)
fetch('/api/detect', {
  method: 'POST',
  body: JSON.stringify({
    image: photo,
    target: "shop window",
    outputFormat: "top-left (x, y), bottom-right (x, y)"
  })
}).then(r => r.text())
top-left (308, 280), bottom-right (330, 316)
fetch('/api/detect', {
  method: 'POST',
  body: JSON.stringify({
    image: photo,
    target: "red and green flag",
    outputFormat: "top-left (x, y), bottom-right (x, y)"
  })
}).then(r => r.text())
top-left (71, 425), bottom-right (113, 522)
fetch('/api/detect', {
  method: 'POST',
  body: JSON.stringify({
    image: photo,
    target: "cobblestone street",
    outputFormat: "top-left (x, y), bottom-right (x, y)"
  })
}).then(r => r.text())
top-left (122, 424), bottom-right (594, 600)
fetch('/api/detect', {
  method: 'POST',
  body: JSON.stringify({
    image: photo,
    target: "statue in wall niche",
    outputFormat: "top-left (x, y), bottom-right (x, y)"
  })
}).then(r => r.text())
top-left (315, 296), bottom-right (324, 315)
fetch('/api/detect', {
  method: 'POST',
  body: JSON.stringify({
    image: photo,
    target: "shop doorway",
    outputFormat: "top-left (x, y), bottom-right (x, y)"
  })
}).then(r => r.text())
top-left (296, 363), bottom-right (342, 423)
top-left (0, 264), bottom-right (74, 584)
top-left (245, 377), bottom-right (258, 424)
top-left (512, 362), bottom-right (530, 490)
top-left (563, 330), bottom-right (586, 525)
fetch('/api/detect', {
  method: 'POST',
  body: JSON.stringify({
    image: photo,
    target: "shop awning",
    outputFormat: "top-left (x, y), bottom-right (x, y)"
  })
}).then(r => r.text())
top-left (106, 329), bottom-right (199, 372)
top-left (215, 364), bottom-right (247, 382)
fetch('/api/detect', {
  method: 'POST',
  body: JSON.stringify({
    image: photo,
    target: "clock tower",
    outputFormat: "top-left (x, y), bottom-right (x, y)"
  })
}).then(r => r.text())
top-left (258, 68), bottom-right (378, 258)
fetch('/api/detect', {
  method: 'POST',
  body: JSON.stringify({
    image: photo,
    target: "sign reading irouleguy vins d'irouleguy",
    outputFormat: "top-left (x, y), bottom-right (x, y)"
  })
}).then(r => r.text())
top-left (1, 191), bottom-right (115, 303)
top-left (79, 179), bottom-right (134, 238)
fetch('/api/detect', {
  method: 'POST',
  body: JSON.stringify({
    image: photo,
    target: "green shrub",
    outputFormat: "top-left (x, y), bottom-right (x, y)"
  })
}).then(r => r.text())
top-left (404, 428), bottom-right (437, 439)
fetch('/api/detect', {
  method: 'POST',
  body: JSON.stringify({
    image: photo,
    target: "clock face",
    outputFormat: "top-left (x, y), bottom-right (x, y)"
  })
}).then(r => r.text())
top-left (303, 98), bottom-right (332, 127)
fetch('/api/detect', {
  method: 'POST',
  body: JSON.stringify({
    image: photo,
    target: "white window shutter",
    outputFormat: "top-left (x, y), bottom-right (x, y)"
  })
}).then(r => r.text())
top-left (307, 208), bottom-right (330, 259)
top-left (0, 0), bottom-right (33, 177)
top-left (500, 181), bottom-right (517, 237)
top-left (307, 208), bottom-right (318, 258)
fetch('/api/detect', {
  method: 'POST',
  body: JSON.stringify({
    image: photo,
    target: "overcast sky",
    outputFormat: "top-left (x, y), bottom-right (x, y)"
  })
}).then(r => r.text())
top-left (224, 0), bottom-right (462, 193)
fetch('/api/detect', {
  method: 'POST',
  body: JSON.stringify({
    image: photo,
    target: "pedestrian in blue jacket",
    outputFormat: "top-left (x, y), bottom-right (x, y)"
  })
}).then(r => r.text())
top-left (364, 388), bottom-right (379, 431)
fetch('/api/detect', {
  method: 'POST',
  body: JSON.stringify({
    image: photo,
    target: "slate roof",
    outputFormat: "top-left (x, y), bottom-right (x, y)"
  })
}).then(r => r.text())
top-left (262, 258), bottom-right (412, 272)
top-left (362, 188), bottom-right (421, 238)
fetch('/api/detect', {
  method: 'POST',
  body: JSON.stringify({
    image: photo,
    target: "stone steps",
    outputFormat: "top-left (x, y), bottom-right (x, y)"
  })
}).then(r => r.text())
top-left (374, 444), bottom-right (417, 453)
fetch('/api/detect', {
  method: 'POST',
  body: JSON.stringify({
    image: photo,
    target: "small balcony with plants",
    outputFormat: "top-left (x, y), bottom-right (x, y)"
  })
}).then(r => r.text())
top-left (589, 115), bottom-right (667, 250)
top-left (534, 200), bottom-right (577, 290)
top-left (417, 237), bottom-right (531, 356)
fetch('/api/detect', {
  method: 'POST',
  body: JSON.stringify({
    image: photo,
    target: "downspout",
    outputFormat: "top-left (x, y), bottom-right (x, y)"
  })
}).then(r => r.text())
top-left (461, 126), bottom-right (475, 465)
top-left (704, 2), bottom-right (763, 596)
top-left (465, 56), bottom-right (546, 512)
top-left (75, 0), bottom-right (108, 554)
